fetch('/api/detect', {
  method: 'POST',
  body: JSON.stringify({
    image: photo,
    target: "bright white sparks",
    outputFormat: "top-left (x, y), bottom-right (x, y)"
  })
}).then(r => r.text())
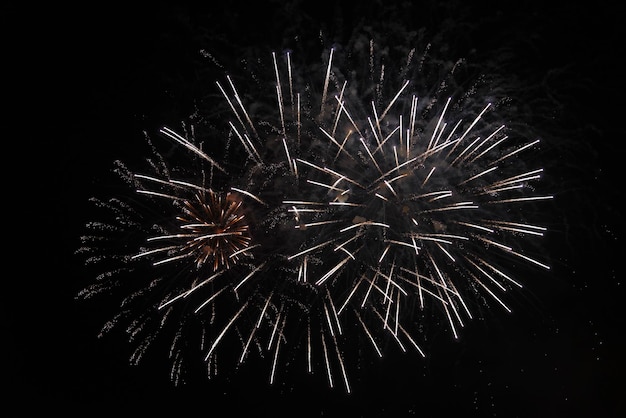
top-left (80, 38), bottom-right (554, 394)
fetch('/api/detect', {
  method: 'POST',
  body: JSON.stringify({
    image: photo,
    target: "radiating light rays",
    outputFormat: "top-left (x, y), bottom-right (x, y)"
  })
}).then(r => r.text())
top-left (77, 38), bottom-right (553, 393)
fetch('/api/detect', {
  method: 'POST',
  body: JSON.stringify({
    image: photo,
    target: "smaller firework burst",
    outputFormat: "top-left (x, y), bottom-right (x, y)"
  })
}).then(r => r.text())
top-left (134, 186), bottom-right (252, 272)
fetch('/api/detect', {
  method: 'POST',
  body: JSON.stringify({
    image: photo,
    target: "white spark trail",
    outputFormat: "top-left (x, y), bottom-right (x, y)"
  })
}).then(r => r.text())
top-left (233, 262), bottom-right (267, 292)
top-left (204, 301), bottom-right (249, 361)
top-left (231, 187), bottom-right (266, 206)
top-left (160, 127), bottom-right (226, 173)
top-left (320, 48), bottom-right (334, 116)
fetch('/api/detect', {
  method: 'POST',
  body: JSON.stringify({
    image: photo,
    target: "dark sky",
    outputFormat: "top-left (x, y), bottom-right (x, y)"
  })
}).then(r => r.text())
top-left (9, 1), bottom-right (624, 416)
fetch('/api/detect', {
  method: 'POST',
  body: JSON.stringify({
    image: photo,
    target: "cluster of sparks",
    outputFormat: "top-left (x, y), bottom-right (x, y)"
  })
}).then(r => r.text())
top-left (79, 41), bottom-right (553, 392)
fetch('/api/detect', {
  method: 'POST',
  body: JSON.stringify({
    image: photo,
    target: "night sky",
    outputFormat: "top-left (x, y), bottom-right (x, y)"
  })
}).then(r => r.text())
top-left (10, 1), bottom-right (624, 416)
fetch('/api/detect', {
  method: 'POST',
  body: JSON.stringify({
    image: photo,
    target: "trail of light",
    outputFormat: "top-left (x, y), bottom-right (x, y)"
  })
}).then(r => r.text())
top-left (297, 256), bottom-right (308, 282)
top-left (413, 235), bottom-right (453, 245)
top-left (469, 135), bottom-right (508, 164)
top-left (320, 332), bottom-right (333, 389)
top-left (371, 102), bottom-right (384, 150)
top-left (131, 246), bottom-right (178, 259)
top-left (160, 127), bottom-right (226, 173)
top-left (454, 221), bottom-right (494, 233)
top-left (233, 262), bottom-right (267, 292)
top-left (334, 97), bottom-right (364, 138)
top-left (448, 278), bottom-right (473, 318)
top-left (228, 122), bottom-right (262, 164)
top-left (272, 52), bottom-right (286, 137)
top-left (361, 272), bottom-right (378, 308)
top-left (194, 286), bottom-right (228, 313)
top-left (375, 264), bottom-right (407, 297)
top-left (170, 180), bottom-right (213, 193)
top-left (373, 155), bottom-right (419, 183)
top-left (371, 307), bottom-right (406, 352)
top-left (323, 302), bottom-right (335, 337)
top-left (315, 255), bottom-right (353, 286)
top-left (465, 257), bottom-right (507, 291)
top-left (266, 306), bottom-right (283, 352)
top-left (334, 233), bottom-right (361, 253)
top-left (332, 332), bottom-right (351, 394)
top-left (319, 126), bottom-right (351, 159)
top-left (478, 237), bottom-right (551, 269)
top-left (386, 238), bottom-right (422, 251)
top-left (383, 180), bottom-right (398, 197)
top-left (408, 95), bottom-right (418, 152)
top-left (159, 271), bottom-right (224, 309)
top-left (492, 139), bottom-right (540, 165)
top-left (446, 103), bottom-right (492, 157)
top-left (428, 97), bottom-right (451, 151)
top-left (353, 308), bottom-right (383, 357)
top-left (459, 166), bottom-right (498, 185)
top-left (422, 167), bottom-right (436, 186)
top-left (324, 166), bottom-right (366, 189)
top-left (179, 223), bottom-right (218, 229)
top-left (472, 274), bottom-right (512, 313)
top-left (329, 201), bottom-right (364, 207)
top-left (326, 289), bottom-right (343, 334)
top-left (286, 51), bottom-right (294, 112)
top-left (282, 137), bottom-right (295, 174)
top-left (428, 254), bottom-right (463, 335)
top-left (192, 232), bottom-right (241, 241)
top-left (152, 253), bottom-right (192, 266)
top-left (306, 179), bottom-right (345, 192)
top-left (421, 202), bottom-right (479, 214)
top-left (489, 169), bottom-right (544, 188)
top-left (269, 316), bottom-right (286, 385)
top-left (412, 190), bottom-right (452, 200)
top-left (296, 93), bottom-right (301, 145)
top-left (283, 199), bottom-right (327, 205)
top-left (436, 242), bottom-right (455, 261)
top-left (133, 174), bottom-right (182, 189)
top-left (338, 275), bottom-right (365, 315)
top-left (367, 116), bottom-right (382, 149)
top-left (487, 221), bottom-right (546, 236)
top-left (453, 125), bottom-right (505, 166)
top-left (450, 135), bottom-right (483, 166)
top-left (225, 75), bottom-right (258, 138)
top-left (288, 207), bottom-right (326, 213)
top-left (216, 80), bottom-right (249, 136)
top-left (287, 239), bottom-right (335, 260)
top-left (331, 81), bottom-right (347, 139)
top-left (320, 48), bottom-right (334, 116)
top-left (295, 219), bottom-right (344, 229)
top-left (395, 321), bottom-right (425, 357)
top-left (397, 272), bottom-right (449, 306)
top-left (473, 256), bottom-right (523, 287)
top-left (307, 322), bottom-right (312, 373)
top-left (488, 195), bottom-right (554, 204)
top-left (440, 288), bottom-right (459, 339)
top-left (378, 245), bottom-right (390, 262)
top-left (229, 243), bottom-right (260, 258)
top-left (230, 187), bottom-right (266, 206)
top-left (239, 308), bottom-right (265, 364)
top-left (204, 301), bottom-right (249, 361)
top-left (379, 80), bottom-right (410, 121)
top-left (340, 221), bottom-right (389, 233)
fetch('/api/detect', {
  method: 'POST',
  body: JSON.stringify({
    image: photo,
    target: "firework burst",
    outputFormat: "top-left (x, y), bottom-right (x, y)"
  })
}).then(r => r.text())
top-left (77, 35), bottom-right (553, 392)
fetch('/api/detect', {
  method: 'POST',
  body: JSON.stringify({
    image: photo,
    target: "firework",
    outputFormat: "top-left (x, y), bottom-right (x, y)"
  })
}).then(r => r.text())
top-left (77, 35), bottom-right (553, 392)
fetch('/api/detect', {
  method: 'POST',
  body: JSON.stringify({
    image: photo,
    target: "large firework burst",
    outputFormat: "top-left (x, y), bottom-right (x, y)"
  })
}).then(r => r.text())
top-left (77, 34), bottom-right (553, 392)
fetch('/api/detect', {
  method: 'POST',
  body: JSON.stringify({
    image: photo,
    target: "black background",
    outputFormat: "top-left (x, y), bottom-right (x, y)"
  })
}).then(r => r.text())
top-left (8, 0), bottom-right (624, 416)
